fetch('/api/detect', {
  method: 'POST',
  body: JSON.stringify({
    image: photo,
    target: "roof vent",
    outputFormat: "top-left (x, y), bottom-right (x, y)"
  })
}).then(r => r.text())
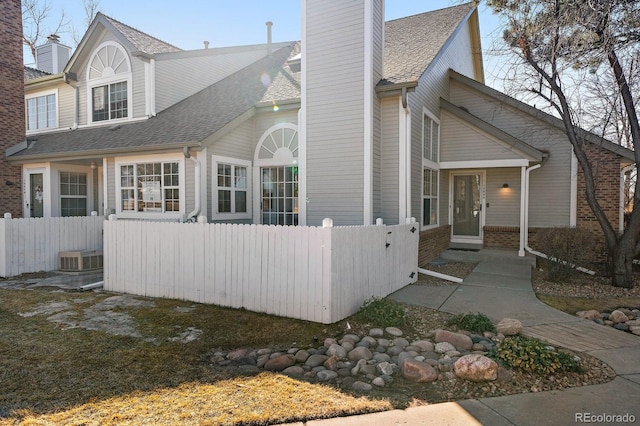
top-left (266, 21), bottom-right (273, 56)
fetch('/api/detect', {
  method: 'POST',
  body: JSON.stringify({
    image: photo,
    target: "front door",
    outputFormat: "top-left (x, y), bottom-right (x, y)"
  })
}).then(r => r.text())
top-left (451, 172), bottom-right (485, 242)
top-left (27, 172), bottom-right (45, 218)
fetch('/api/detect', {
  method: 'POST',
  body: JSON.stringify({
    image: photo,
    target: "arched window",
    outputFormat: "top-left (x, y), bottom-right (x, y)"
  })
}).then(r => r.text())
top-left (254, 124), bottom-right (299, 225)
top-left (86, 41), bottom-right (132, 123)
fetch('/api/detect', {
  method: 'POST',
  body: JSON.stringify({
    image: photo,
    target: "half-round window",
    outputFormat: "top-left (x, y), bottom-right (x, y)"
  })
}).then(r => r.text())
top-left (88, 42), bottom-right (130, 80)
top-left (255, 124), bottom-right (299, 166)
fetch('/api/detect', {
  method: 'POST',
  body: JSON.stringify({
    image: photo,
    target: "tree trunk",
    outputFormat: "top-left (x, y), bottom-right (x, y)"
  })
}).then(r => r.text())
top-left (610, 246), bottom-right (635, 288)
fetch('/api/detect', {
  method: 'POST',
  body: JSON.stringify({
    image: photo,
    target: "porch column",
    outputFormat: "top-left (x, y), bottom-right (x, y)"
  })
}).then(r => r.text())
top-left (519, 165), bottom-right (527, 257)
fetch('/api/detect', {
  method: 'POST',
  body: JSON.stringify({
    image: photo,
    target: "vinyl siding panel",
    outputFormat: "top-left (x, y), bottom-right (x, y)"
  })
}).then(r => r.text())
top-left (485, 168), bottom-right (521, 226)
top-left (106, 158), bottom-right (116, 214)
top-left (439, 169), bottom-right (450, 225)
top-left (440, 111), bottom-right (525, 162)
top-left (305, 0), bottom-right (366, 226)
top-left (450, 80), bottom-right (572, 227)
top-left (57, 83), bottom-right (76, 129)
top-left (154, 50), bottom-right (268, 113)
top-left (408, 20), bottom-right (477, 227)
top-left (380, 98), bottom-right (400, 224)
top-left (131, 57), bottom-right (146, 118)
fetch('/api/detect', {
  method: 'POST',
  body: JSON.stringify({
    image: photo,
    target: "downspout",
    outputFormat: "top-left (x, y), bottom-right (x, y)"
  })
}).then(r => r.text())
top-left (523, 155), bottom-right (596, 275)
top-left (183, 147), bottom-right (200, 222)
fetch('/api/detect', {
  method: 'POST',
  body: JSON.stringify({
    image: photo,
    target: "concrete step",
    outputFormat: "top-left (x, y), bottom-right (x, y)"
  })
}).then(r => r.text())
top-left (440, 247), bottom-right (536, 267)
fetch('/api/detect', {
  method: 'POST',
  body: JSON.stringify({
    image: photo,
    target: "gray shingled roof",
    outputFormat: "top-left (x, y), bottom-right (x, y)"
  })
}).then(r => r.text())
top-left (101, 13), bottom-right (182, 54)
top-left (381, 2), bottom-right (475, 86)
top-left (24, 66), bottom-right (51, 81)
top-left (11, 45), bottom-right (294, 160)
top-left (259, 42), bottom-right (301, 103)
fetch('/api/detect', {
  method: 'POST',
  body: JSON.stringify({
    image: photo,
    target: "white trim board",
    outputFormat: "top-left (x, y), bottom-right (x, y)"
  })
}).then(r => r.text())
top-left (440, 159), bottom-right (530, 169)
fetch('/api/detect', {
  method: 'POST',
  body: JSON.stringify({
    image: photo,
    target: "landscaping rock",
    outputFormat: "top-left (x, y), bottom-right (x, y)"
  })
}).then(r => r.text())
top-left (454, 354), bottom-right (498, 382)
top-left (610, 310), bottom-right (629, 324)
top-left (576, 310), bottom-right (602, 321)
top-left (264, 354), bottom-right (296, 372)
top-left (326, 343), bottom-right (347, 359)
top-left (434, 341), bottom-right (456, 354)
top-left (435, 329), bottom-right (473, 350)
top-left (385, 327), bottom-right (403, 337)
top-left (305, 354), bottom-right (329, 367)
top-left (352, 381), bottom-right (373, 391)
top-left (496, 318), bottom-right (523, 336)
top-left (401, 359), bottom-right (438, 383)
top-left (317, 370), bottom-right (339, 381)
top-left (348, 346), bottom-right (373, 362)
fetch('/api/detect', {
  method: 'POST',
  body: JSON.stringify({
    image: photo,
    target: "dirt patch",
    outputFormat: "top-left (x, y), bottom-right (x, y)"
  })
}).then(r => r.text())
top-left (16, 294), bottom-right (200, 342)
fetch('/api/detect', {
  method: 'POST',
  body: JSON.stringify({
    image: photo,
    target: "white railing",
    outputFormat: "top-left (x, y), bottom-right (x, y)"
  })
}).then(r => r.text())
top-left (104, 219), bottom-right (419, 324)
top-left (0, 215), bottom-right (104, 277)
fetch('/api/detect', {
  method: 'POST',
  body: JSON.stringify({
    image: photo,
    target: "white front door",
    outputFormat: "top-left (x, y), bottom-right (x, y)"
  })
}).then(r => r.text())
top-left (451, 171), bottom-right (485, 243)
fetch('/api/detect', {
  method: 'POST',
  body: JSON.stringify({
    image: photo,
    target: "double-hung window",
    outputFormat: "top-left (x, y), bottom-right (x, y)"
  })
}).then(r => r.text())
top-left (423, 111), bottom-right (440, 228)
top-left (212, 156), bottom-right (251, 220)
top-left (119, 161), bottom-right (181, 214)
top-left (60, 172), bottom-right (87, 216)
top-left (26, 91), bottom-right (57, 131)
top-left (92, 81), bottom-right (128, 122)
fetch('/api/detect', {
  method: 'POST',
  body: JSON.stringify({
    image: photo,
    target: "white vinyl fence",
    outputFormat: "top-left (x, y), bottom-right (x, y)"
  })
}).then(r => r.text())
top-left (0, 216), bottom-right (104, 277)
top-left (104, 220), bottom-right (419, 324)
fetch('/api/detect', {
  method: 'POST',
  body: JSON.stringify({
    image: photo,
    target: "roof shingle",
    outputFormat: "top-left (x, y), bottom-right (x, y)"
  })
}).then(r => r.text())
top-left (101, 13), bottom-right (182, 54)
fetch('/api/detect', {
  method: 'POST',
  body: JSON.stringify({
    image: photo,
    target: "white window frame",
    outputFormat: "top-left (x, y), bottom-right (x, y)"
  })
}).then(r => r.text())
top-left (86, 41), bottom-right (133, 125)
top-left (212, 155), bottom-right (252, 220)
top-left (25, 88), bottom-right (59, 133)
top-left (59, 171), bottom-right (88, 217)
top-left (115, 154), bottom-right (186, 220)
top-left (422, 108), bottom-right (440, 229)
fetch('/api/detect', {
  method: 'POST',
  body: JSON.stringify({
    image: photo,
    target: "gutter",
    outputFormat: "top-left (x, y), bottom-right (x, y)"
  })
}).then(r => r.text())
top-left (522, 156), bottom-right (596, 275)
top-left (183, 147), bottom-right (201, 222)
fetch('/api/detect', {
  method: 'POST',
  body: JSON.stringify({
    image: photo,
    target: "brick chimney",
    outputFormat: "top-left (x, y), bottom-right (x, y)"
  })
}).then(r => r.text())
top-left (0, 0), bottom-right (24, 217)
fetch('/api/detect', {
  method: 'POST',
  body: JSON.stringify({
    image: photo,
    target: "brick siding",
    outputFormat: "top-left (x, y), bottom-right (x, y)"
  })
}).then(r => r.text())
top-left (576, 145), bottom-right (623, 262)
top-left (0, 0), bottom-right (24, 217)
top-left (418, 225), bottom-right (451, 266)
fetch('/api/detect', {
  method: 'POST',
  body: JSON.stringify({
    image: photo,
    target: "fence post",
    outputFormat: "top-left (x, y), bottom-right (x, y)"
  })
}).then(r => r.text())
top-left (3, 213), bottom-right (11, 219)
top-left (108, 214), bottom-right (117, 221)
top-left (322, 218), bottom-right (333, 228)
top-left (376, 218), bottom-right (384, 226)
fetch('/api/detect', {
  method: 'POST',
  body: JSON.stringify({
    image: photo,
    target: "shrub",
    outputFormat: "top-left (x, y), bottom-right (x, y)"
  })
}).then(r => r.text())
top-left (535, 227), bottom-right (595, 281)
top-left (357, 297), bottom-right (405, 327)
top-left (488, 335), bottom-right (582, 374)
top-left (446, 312), bottom-right (496, 333)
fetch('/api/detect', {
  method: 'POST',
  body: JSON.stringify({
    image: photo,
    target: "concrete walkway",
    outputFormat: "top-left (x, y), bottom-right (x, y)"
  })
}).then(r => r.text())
top-left (295, 250), bottom-right (640, 425)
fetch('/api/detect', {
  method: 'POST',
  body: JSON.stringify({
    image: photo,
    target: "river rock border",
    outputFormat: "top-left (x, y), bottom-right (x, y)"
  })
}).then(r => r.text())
top-left (577, 308), bottom-right (640, 335)
top-left (205, 323), bottom-right (522, 392)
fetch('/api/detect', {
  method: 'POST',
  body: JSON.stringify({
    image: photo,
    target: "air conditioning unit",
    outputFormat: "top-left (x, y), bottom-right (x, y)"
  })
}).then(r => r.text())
top-left (59, 250), bottom-right (103, 272)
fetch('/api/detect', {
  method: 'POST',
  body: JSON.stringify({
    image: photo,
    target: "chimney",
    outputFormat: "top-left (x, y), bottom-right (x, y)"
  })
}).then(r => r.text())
top-left (35, 33), bottom-right (71, 74)
top-left (265, 21), bottom-right (273, 56)
top-left (203, 40), bottom-right (210, 49)
top-left (0, 0), bottom-right (25, 217)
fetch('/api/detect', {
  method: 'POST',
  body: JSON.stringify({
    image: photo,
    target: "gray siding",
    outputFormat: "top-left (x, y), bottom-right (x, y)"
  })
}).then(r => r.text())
top-left (440, 111), bottom-right (524, 162)
top-left (485, 168), bottom-right (521, 226)
top-left (372, 0), bottom-right (384, 221)
top-left (155, 50), bottom-right (268, 113)
top-left (305, 0), bottom-right (367, 225)
top-left (35, 45), bottom-right (53, 73)
top-left (450, 80), bottom-right (573, 227)
top-left (380, 98), bottom-right (400, 224)
top-left (106, 158), bottom-right (115, 214)
top-left (408, 20), bottom-right (477, 225)
top-left (57, 83), bottom-right (76, 129)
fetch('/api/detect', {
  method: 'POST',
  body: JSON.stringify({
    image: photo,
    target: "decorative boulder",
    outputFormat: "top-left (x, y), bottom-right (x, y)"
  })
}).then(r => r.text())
top-left (347, 346), bottom-right (373, 362)
top-left (610, 310), bottom-right (630, 324)
top-left (264, 354), bottom-right (296, 372)
top-left (496, 318), bottom-right (523, 336)
top-left (435, 329), bottom-right (473, 351)
top-left (454, 354), bottom-right (498, 382)
top-left (401, 359), bottom-right (438, 383)
top-left (576, 310), bottom-right (603, 321)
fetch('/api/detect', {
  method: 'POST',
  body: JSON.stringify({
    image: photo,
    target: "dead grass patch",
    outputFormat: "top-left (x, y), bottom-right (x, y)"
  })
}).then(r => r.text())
top-left (8, 374), bottom-right (391, 425)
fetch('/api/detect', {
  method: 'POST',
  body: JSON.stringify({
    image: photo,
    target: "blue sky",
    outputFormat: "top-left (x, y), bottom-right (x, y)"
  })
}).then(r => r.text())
top-left (26, 1), bottom-right (509, 85)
